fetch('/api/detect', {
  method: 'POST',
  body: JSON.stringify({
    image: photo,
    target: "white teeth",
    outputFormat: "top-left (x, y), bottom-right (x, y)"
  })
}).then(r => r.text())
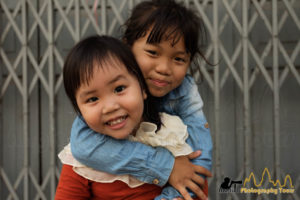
top-left (107, 116), bottom-right (126, 126)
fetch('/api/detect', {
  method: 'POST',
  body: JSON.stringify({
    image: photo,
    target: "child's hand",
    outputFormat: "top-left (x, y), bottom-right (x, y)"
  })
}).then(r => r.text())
top-left (168, 150), bottom-right (211, 200)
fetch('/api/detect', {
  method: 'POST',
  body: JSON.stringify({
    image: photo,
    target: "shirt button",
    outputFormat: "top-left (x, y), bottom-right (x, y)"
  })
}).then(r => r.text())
top-left (152, 179), bottom-right (159, 185)
top-left (204, 123), bottom-right (209, 129)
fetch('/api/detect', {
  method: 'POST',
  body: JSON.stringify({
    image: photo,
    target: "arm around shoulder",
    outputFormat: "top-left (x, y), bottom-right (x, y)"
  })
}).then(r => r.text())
top-left (70, 115), bottom-right (175, 186)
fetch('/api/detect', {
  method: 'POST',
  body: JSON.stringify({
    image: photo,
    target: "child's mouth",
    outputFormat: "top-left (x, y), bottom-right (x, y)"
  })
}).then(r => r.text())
top-left (150, 79), bottom-right (169, 87)
top-left (106, 115), bottom-right (128, 126)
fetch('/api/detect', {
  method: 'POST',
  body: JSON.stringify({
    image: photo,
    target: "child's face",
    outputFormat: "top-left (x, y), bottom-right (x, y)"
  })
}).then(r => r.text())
top-left (75, 58), bottom-right (147, 139)
top-left (131, 30), bottom-right (190, 97)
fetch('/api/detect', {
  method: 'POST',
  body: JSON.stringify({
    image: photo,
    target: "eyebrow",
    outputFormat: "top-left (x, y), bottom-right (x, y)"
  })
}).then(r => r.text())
top-left (79, 89), bottom-right (97, 99)
top-left (108, 74), bottom-right (127, 85)
top-left (175, 51), bottom-right (189, 56)
top-left (147, 43), bottom-right (188, 55)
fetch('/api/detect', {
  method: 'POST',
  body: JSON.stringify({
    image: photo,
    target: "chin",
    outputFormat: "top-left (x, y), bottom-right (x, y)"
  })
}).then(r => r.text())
top-left (152, 91), bottom-right (168, 97)
top-left (112, 133), bottom-right (131, 140)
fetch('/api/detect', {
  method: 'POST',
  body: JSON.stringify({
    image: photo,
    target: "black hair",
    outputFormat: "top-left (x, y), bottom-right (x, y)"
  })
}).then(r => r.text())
top-left (123, 0), bottom-right (208, 62)
top-left (63, 35), bottom-right (161, 128)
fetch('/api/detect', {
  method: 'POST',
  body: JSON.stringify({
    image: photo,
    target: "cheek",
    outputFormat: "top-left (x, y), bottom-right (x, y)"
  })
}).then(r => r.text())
top-left (123, 93), bottom-right (144, 117)
top-left (81, 108), bottom-right (100, 130)
top-left (135, 57), bottom-right (152, 74)
top-left (171, 67), bottom-right (189, 88)
top-left (174, 67), bottom-right (188, 80)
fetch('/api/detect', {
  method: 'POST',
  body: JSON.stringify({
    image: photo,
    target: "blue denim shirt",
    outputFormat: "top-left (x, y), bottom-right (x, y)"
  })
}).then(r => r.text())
top-left (70, 75), bottom-right (213, 199)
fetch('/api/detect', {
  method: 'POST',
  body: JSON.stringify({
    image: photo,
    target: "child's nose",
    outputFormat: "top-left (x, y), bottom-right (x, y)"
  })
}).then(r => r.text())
top-left (102, 98), bottom-right (120, 114)
top-left (155, 59), bottom-right (171, 75)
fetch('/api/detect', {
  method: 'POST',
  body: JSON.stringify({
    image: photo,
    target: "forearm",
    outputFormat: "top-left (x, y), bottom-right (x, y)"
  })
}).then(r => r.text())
top-left (177, 76), bottom-right (213, 172)
top-left (155, 76), bottom-right (212, 200)
top-left (70, 116), bottom-right (174, 186)
top-left (184, 115), bottom-right (212, 172)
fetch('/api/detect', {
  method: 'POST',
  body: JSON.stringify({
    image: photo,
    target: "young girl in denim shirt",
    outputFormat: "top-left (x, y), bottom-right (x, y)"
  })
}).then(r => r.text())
top-left (55, 35), bottom-right (206, 200)
top-left (69, 1), bottom-right (213, 200)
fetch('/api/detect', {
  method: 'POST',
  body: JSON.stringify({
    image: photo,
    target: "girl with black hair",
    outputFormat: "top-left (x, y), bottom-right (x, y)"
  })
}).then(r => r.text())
top-left (69, 0), bottom-right (213, 199)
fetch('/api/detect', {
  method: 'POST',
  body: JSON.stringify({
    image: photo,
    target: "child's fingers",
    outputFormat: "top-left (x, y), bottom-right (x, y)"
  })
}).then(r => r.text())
top-left (195, 166), bottom-right (212, 177)
top-left (187, 150), bottom-right (202, 160)
top-left (192, 174), bottom-right (205, 187)
top-left (186, 181), bottom-right (207, 200)
top-left (177, 186), bottom-right (193, 200)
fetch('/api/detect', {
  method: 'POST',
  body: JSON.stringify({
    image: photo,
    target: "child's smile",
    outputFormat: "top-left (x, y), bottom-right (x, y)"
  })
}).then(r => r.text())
top-left (105, 115), bottom-right (128, 129)
top-left (75, 58), bottom-right (147, 139)
top-left (131, 29), bottom-right (190, 97)
top-left (150, 78), bottom-right (170, 87)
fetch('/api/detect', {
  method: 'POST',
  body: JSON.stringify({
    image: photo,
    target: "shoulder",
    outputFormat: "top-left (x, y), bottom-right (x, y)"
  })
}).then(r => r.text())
top-left (181, 74), bottom-right (196, 86)
top-left (72, 115), bottom-right (88, 130)
top-left (168, 75), bottom-right (197, 99)
top-left (58, 144), bottom-right (85, 167)
top-left (177, 74), bottom-right (196, 90)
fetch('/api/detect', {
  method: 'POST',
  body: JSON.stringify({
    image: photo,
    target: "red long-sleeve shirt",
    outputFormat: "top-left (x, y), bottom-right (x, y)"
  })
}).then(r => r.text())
top-left (55, 164), bottom-right (208, 200)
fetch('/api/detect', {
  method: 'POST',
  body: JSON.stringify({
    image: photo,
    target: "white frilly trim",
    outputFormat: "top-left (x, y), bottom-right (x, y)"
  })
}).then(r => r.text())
top-left (58, 144), bottom-right (144, 188)
top-left (128, 113), bottom-right (193, 157)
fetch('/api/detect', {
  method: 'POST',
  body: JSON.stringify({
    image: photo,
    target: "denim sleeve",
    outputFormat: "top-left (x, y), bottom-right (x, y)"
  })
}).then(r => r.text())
top-left (157, 77), bottom-right (212, 199)
top-left (155, 186), bottom-right (199, 200)
top-left (70, 115), bottom-right (175, 187)
top-left (176, 76), bottom-right (213, 172)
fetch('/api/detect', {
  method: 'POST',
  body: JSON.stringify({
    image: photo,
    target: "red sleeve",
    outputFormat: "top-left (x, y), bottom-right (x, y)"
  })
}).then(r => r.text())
top-left (55, 164), bottom-right (91, 200)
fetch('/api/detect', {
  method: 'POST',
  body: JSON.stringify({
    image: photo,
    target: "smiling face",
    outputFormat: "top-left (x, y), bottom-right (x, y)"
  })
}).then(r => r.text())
top-left (75, 58), bottom-right (147, 139)
top-left (131, 30), bottom-right (190, 97)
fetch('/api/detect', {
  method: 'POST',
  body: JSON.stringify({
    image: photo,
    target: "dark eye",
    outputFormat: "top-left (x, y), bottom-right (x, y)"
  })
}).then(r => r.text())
top-left (114, 86), bottom-right (126, 93)
top-left (86, 97), bottom-right (98, 103)
top-left (146, 50), bottom-right (157, 56)
top-left (175, 57), bottom-right (186, 63)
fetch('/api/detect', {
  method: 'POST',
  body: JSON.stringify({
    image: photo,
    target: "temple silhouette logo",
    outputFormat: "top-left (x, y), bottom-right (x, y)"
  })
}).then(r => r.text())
top-left (240, 168), bottom-right (295, 195)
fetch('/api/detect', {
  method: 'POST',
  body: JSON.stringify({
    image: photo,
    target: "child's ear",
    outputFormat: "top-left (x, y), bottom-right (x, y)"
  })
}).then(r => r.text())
top-left (143, 90), bottom-right (147, 100)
